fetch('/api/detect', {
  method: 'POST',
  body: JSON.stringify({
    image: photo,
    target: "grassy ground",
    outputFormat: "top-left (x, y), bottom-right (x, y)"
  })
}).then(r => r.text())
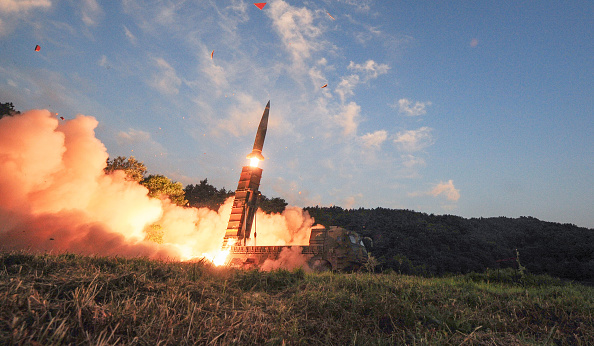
top-left (1, 252), bottom-right (592, 345)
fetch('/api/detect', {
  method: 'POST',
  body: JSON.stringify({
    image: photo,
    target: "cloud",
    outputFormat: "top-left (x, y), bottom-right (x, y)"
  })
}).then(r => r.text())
top-left (393, 127), bottom-right (434, 152)
top-left (150, 58), bottom-right (181, 95)
top-left (359, 130), bottom-right (387, 149)
top-left (268, 1), bottom-right (323, 67)
top-left (336, 60), bottom-right (389, 103)
top-left (342, 193), bottom-right (363, 209)
top-left (0, 0), bottom-right (51, 36)
top-left (116, 128), bottom-right (167, 158)
top-left (213, 93), bottom-right (263, 137)
top-left (0, 0), bottom-right (51, 13)
top-left (80, 0), bottom-right (102, 26)
top-left (117, 128), bottom-right (151, 144)
top-left (430, 180), bottom-right (460, 201)
top-left (98, 55), bottom-right (108, 68)
top-left (395, 98), bottom-right (432, 116)
top-left (348, 60), bottom-right (390, 80)
top-left (124, 25), bottom-right (137, 45)
top-left (335, 74), bottom-right (360, 103)
top-left (401, 154), bottom-right (426, 168)
top-left (338, 0), bottom-right (372, 11)
top-left (334, 101), bottom-right (361, 136)
top-left (409, 180), bottom-right (460, 202)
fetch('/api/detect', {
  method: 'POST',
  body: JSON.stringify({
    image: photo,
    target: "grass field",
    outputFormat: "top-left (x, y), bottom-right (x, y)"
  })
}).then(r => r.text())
top-left (1, 252), bottom-right (592, 345)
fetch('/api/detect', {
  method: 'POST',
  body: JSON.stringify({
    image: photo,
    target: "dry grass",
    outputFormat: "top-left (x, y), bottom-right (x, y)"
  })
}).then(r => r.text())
top-left (1, 252), bottom-right (592, 345)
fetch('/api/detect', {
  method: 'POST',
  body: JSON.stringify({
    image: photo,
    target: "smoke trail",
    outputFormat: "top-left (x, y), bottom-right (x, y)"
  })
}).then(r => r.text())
top-left (0, 109), bottom-right (314, 263)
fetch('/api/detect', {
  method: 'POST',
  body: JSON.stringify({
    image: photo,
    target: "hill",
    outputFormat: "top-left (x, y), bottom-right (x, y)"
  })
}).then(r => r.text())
top-left (1, 252), bottom-right (593, 344)
top-left (305, 206), bottom-right (594, 283)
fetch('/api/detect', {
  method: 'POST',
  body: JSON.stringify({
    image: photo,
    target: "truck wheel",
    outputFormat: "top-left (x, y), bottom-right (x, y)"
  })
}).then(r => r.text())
top-left (310, 259), bottom-right (332, 272)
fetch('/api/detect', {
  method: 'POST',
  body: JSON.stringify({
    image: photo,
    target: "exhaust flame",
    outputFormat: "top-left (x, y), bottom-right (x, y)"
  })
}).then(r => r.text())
top-left (0, 109), bottom-right (314, 267)
top-left (249, 157), bottom-right (260, 167)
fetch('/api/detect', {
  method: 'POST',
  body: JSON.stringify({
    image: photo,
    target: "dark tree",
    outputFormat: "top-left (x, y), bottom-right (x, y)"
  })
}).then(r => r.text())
top-left (185, 179), bottom-right (233, 210)
top-left (0, 102), bottom-right (20, 119)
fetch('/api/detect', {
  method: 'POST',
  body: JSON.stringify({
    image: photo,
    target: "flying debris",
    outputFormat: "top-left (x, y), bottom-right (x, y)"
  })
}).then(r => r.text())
top-left (327, 12), bottom-right (335, 20)
top-left (254, 3), bottom-right (266, 10)
top-left (211, 50), bottom-right (214, 59)
top-left (60, 116), bottom-right (64, 120)
top-left (321, 84), bottom-right (328, 88)
top-left (34, 45), bottom-right (41, 51)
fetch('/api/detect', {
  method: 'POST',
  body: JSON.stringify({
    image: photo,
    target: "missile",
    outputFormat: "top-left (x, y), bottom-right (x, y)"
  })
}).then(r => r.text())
top-left (246, 100), bottom-right (270, 161)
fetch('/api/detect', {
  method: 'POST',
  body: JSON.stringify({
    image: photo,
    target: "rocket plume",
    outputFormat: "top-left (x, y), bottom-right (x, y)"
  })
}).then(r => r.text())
top-left (0, 110), bottom-right (313, 262)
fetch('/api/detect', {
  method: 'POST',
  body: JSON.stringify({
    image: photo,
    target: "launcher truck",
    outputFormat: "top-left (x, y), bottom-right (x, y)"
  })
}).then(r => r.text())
top-left (225, 224), bottom-right (370, 271)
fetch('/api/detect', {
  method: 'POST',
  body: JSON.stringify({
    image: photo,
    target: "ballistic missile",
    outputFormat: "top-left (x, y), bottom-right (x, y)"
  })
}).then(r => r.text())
top-left (246, 100), bottom-right (270, 161)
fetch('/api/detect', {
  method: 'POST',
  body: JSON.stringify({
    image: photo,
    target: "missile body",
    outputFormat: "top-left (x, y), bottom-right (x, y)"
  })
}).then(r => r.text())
top-left (246, 100), bottom-right (270, 161)
top-left (223, 101), bottom-right (270, 247)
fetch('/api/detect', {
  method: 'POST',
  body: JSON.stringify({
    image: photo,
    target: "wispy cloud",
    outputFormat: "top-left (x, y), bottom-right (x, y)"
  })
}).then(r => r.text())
top-left (395, 98), bottom-right (432, 117)
top-left (80, 0), bottom-right (102, 26)
top-left (336, 60), bottom-right (389, 103)
top-left (335, 74), bottom-right (359, 103)
top-left (116, 128), bottom-right (151, 144)
top-left (268, 1), bottom-right (323, 67)
top-left (116, 128), bottom-right (167, 157)
top-left (123, 25), bottom-right (137, 45)
top-left (338, 0), bottom-right (372, 12)
top-left (334, 101), bottom-right (361, 136)
top-left (213, 93), bottom-right (263, 137)
top-left (150, 58), bottom-right (181, 95)
top-left (348, 60), bottom-right (390, 80)
top-left (401, 154), bottom-right (426, 168)
top-left (393, 127), bottom-right (434, 152)
top-left (0, 0), bottom-right (51, 36)
top-left (0, 0), bottom-right (51, 13)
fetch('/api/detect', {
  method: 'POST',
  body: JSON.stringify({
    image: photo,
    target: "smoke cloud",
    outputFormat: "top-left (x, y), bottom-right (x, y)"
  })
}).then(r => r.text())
top-left (0, 110), bottom-right (313, 263)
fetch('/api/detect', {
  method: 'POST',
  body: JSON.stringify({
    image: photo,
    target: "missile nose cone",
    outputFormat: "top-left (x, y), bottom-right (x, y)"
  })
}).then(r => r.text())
top-left (248, 101), bottom-right (270, 160)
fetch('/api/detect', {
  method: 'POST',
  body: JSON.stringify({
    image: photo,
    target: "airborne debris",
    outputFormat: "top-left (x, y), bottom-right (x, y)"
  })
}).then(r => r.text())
top-left (327, 12), bottom-right (335, 20)
top-left (321, 84), bottom-right (328, 88)
top-left (35, 45), bottom-right (41, 51)
top-left (254, 3), bottom-right (266, 10)
top-left (211, 50), bottom-right (214, 59)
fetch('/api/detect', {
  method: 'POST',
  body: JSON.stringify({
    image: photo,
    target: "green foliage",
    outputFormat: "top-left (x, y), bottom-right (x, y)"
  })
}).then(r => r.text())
top-left (184, 179), bottom-right (233, 210)
top-left (104, 156), bottom-right (147, 182)
top-left (141, 174), bottom-right (188, 206)
top-left (1, 252), bottom-right (593, 345)
top-left (0, 102), bottom-right (20, 119)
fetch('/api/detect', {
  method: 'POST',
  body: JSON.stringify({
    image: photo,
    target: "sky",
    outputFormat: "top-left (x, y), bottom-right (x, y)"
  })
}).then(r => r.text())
top-left (1, 0), bottom-right (593, 229)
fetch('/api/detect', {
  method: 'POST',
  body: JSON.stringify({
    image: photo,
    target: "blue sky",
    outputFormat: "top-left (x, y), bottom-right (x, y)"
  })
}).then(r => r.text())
top-left (1, 0), bottom-right (592, 228)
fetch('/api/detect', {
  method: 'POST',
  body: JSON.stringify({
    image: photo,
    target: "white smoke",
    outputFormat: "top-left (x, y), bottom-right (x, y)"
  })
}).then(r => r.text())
top-left (0, 109), bottom-right (314, 263)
